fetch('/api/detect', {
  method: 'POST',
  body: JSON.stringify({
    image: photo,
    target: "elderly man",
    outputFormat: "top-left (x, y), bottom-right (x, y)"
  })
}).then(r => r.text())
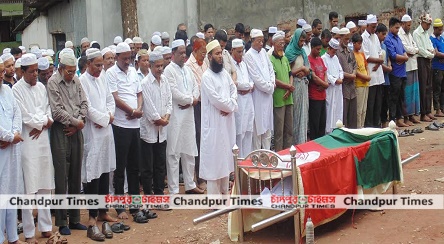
top-left (231, 39), bottom-right (254, 157)
top-left (413, 13), bottom-right (436, 122)
top-left (430, 18), bottom-right (444, 118)
top-left (362, 14), bottom-right (385, 128)
top-left (337, 28), bottom-right (358, 129)
top-left (81, 37), bottom-right (90, 54)
top-left (38, 57), bottom-right (52, 86)
top-left (12, 53), bottom-right (54, 243)
top-left (399, 14), bottom-right (421, 124)
top-left (79, 48), bottom-right (116, 240)
top-left (244, 29), bottom-right (275, 150)
top-left (270, 31), bottom-right (294, 151)
top-left (162, 32), bottom-right (170, 47)
top-left (47, 50), bottom-right (88, 235)
top-left (302, 24), bottom-right (313, 55)
top-left (200, 40), bottom-right (237, 195)
top-left (0, 57), bottom-right (24, 244)
top-left (164, 40), bottom-right (202, 194)
top-left (162, 47), bottom-right (172, 68)
top-left (106, 43), bottom-right (147, 222)
top-left (101, 47), bottom-right (115, 73)
top-left (1, 53), bottom-right (16, 87)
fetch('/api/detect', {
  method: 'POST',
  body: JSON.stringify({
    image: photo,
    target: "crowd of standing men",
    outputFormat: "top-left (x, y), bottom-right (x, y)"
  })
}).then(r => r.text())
top-left (1, 9), bottom-right (444, 243)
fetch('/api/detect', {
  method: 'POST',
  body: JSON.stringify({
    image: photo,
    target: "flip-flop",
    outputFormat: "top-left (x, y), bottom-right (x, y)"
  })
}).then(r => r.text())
top-left (433, 121), bottom-right (444, 128)
top-left (398, 130), bottom-right (410, 137)
top-left (110, 223), bottom-right (124, 233)
top-left (133, 211), bottom-right (149, 223)
top-left (406, 130), bottom-right (415, 136)
top-left (411, 128), bottom-right (424, 134)
top-left (425, 124), bottom-right (440, 131)
top-left (141, 209), bottom-right (158, 219)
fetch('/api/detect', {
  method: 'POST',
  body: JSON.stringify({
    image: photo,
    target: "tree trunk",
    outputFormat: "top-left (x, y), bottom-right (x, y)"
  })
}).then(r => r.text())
top-left (120, 0), bottom-right (139, 38)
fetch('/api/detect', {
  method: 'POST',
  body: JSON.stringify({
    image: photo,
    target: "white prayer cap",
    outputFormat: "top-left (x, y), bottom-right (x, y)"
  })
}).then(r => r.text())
top-left (196, 32), bottom-right (205, 39)
top-left (151, 35), bottom-right (162, 46)
top-left (152, 31), bottom-right (161, 37)
top-left (116, 42), bottom-right (131, 54)
top-left (346, 21), bottom-right (356, 29)
top-left (101, 47), bottom-right (112, 56)
top-left (133, 36), bottom-right (143, 44)
top-left (14, 58), bottom-right (21, 68)
top-left (0, 57), bottom-right (3, 64)
top-left (86, 48), bottom-right (101, 60)
top-left (108, 45), bottom-right (117, 55)
top-left (59, 48), bottom-right (75, 57)
top-left (59, 51), bottom-right (77, 66)
top-left (19, 46), bottom-right (26, 53)
top-left (21, 53), bottom-right (38, 66)
top-left (124, 38), bottom-right (134, 45)
top-left (338, 27), bottom-right (350, 35)
top-left (206, 40), bottom-right (220, 54)
top-left (297, 19), bottom-right (307, 27)
top-left (162, 47), bottom-right (172, 55)
top-left (114, 36), bottom-right (123, 44)
top-left (331, 27), bottom-right (340, 34)
top-left (171, 39), bottom-right (185, 49)
top-left (328, 38), bottom-right (340, 49)
top-left (65, 41), bottom-right (74, 48)
top-left (89, 41), bottom-right (98, 47)
top-left (232, 38), bottom-right (244, 48)
top-left (272, 31), bottom-right (285, 42)
top-left (302, 24), bottom-right (312, 32)
top-left (161, 32), bottom-right (170, 39)
top-left (37, 56), bottom-right (49, 70)
top-left (401, 14), bottom-right (412, 22)
top-left (153, 46), bottom-right (163, 52)
top-left (358, 20), bottom-right (367, 26)
top-left (149, 50), bottom-right (163, 61)
top-left (31, 48), bottom-right (42, 59)
top-left (80, 37), bottom-right (89, 45)
top-left (268, 26), bottom-right (277, 34)
top-left (250, 29), bottom-right (263, 38)
top-left (0, 53), bottom-right (14, 62)
top-left (3, 48), bottom-right (11, 54)
top-left (41, 49), bottom-right (47, 56)
top-left (366, 14), bottom-right (377, 24)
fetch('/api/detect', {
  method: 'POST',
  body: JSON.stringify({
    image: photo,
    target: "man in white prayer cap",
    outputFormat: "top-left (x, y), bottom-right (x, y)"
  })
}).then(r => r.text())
top-left (358, 20), bottom-right (367, 35)
top-left (124, 38), bottom-right (136, 66)
top-left (265, 26), bottom-right (277, 52)
top-left (302, 24), bottom-right (313, 55)
top-left (200, 40), bottom-right (237, 195)
top-left (31, 48), bottom-right (43, 59)
top-left (19, 45), bottom-right (26, 54)
top-left (47, 50), bottom-right (88, 235)
top-left (161, 46), bottom-right (172, 68)
top-left (331, 26), bottom-right (340, 39)
top-left (101, 47), bottom-right (115, 73)
top-left (12, 53), bottom-right (55, 243)
top-left (297, 18), bottom-right (307, 28)
top-left (80, 37), bottom-right (90, 54)
top-left (196, 32), bottom-right (205, 39)
top-left (2, 48), bottom-right (11, 54)
top-left (161, 32), bottom-right (170, 47)
top-left (133, 36), bottom-right (143, 53)
top-left (0, 55), bottom-right (24, 244)
top-left (346, 21), bottom-right (358, 35)
top-left (267, 30), bottom-right (285, 57)
top-left (65, 41), bottom-right (74, 50)
top-left (114, 36), bottom-right (123, 45)
top-left (244, 29), bottom-right (275, 150)
top-left (37, 56), bottom-right (52, 86)
top-left (1, 53), bottom-right (16, 87)
top-left (14, 57), bottom-right (23, 81)
top-left (163, 39), bottom-right (203, 194)
top-left (150, 35), bottom-right (162, 53)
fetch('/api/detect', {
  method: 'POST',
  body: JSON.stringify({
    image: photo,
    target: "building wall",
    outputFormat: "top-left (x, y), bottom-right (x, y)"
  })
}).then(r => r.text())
top-left (85, 0), bottom-right (123, 47)
top-left (22, 15), bottom-right (51, 50)
top-left (406, 0), bottom-right (443, 33)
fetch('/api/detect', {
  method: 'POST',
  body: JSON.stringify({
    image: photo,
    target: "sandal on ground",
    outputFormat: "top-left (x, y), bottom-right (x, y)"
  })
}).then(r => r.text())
top-left (132, 211), bottom-right (149, 223)
top-left (17, 223), bottom-right (23, 234)
top-left (432, 121), bottom-right (444, 128)
top-left (46, 232), bottom-right (68, 244)
top-left (141, 209), bottom-right (158, 219)
top-left (406, 130), bottom-right (415, 136)
top-left (425, 123), bottom-right (440, 131)
top-left (111, 222), bottom-right (130, 233)
top-left (398, 130), bottom-right (410, 137)
top-left (411, 128), bottom-right (424, 134)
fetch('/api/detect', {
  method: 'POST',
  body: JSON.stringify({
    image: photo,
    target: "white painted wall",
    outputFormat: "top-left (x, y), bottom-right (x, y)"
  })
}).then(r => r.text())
top-left (85, 0), bottom-right (123, 47)
top-left (22, 15), bottom-right (52, 51)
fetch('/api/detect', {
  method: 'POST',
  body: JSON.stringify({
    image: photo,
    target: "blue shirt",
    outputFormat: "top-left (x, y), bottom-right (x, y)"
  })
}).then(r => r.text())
top-left (430, 34), bottom-right (444, 70)
top-left (384, 32), bottom-right (406, 78)
top-left (381, 43), bottom-right (390, 86)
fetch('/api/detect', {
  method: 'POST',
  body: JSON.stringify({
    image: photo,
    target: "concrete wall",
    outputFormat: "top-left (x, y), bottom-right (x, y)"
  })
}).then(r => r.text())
top-left (405, 0), bottom-right (443, 33)
top-left (136, 0), bottom-right (198, 45)
top-left (22, 15), bottom-right (52, 50)
top-left (85, 0), bottom-right (123, 47)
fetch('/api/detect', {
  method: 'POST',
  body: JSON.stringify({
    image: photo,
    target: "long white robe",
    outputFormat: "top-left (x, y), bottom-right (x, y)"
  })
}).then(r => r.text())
top-left (164, 62), bottom-right (200, 156)
top-left (0, 84), bottom-right (23, 195)
top-left (79, 72), bottom-right (116, 183)
top-left (12, 79), bottom-right (54, 194)
top-left (199, 68), bottom-right (238, 181)
top-left (322, 53), bottom-right (344, 134)
top-left (244, 48), bottom-right (275, 136)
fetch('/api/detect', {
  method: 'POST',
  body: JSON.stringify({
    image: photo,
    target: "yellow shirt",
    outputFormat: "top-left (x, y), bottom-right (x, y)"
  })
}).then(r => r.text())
top-left (354, 51), bottom-right (369, 87)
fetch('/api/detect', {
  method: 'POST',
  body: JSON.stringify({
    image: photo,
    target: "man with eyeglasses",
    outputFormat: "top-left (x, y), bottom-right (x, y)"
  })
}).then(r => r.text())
top-left (47, 49), bottom-right (89, 235)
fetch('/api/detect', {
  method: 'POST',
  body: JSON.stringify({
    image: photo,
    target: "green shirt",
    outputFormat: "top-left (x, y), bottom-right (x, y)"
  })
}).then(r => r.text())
top-left (320, 47), bottom-right (327, 56)
top-left (270, 54), bottom-right (293, 107)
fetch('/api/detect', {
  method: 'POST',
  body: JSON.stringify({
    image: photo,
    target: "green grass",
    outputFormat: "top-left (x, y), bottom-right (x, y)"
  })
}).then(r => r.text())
top-left (0, 42), bottom-right (21, 52)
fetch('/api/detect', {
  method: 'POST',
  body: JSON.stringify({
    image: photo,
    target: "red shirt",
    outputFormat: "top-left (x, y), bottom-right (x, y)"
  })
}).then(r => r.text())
top-left (308, 55), bottom-right (327, 100)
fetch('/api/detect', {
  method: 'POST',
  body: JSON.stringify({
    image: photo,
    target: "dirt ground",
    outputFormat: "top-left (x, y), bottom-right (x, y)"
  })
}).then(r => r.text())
top-left (18, 122), bottom-right (444, 244)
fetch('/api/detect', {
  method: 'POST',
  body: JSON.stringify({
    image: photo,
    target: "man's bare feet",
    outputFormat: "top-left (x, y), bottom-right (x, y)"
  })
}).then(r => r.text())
top-left (10, 240), bottom-right (26, 244)
top-left (41, 231), bottom-right (53, 238)
top-left (98, 213), bottom-right (118, 222)
top-left (117, 212), bottom-right (129, 219)
top-left (25, 237), bottom-right (38, 244)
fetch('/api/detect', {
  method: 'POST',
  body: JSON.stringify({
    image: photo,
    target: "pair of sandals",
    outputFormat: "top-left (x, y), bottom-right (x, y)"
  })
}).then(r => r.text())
top-left (398, 128), bottom-right (424, 137)
top-left (425, 121), bottom-right (444, 131)
top-left (110, 222), bottom-right (130, 233)
top-left (132, 209), bottom-right (158, 223)
top-left (46, 232), bottom-right (68, 244)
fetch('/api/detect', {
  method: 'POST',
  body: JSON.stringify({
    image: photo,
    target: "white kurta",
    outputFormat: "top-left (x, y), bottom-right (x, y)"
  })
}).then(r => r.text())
top-left (79, 72), bottom-right (116, 183)
top-left (164, 62), bottom-right (200, 156)
top-left (322, 53), bottom-right (344, 134)
top-left (244, 48), bottom-right (275, 135)
top-left (12, 79), bottom-right (54, 194)
top-left (232, 58), bottom-right (254, 136)
top-left (199, 68), bottom-right (238, 181)
top-left (0, 84), bottom-right (23, 195)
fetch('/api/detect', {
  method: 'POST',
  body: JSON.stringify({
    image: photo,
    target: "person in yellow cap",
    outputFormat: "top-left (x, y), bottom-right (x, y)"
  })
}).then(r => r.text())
top-left (430, 18), bottom-right (444, 117)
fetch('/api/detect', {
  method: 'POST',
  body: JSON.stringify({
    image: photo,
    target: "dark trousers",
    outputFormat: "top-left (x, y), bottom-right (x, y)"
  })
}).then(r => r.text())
top-left (194, 102), bottom-right (204, 184)
top-left (343, 97), bottom-right (357, 129)
top-left (140, 139), bottom-right (167, 195)
top-left (380, 85), bottom-right (390, 123)
top-left (309, 99), bottom-right (326, 140)
top-left (418, 57), bottom-right (433, 115)
top-left (112, 125), bottom-right (141, 214)
top-left (84, 173), bottom-right (109, 218)
top-left (432, 69), bottom-right (444, 111)
top-left (50, 122), bottom-right (83, 227)
top-left (388, 74), bottom-right (406, 121)
top-left (365, 84), bottom-right (383, 127)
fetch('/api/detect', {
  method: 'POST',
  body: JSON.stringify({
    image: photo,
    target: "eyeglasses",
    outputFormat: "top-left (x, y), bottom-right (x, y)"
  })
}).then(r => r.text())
top-left (64, 69), bottom-right (75, 76)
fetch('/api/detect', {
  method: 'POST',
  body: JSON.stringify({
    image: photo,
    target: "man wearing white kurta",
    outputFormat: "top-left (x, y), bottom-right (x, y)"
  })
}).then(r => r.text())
top-left (244, 29), bottom-right (275, 150)
top-left (200, 40), bottom-right (238, 195)
top-left (0, 57), bottom-right (24, 244)
top-left (164, 40), bottom-right (203, 194)
top-left (12, 54), bottom-right (54, 243)
top-left (322, 39), bottom-right (344, 133)
top-left (231, 39), bottom-right (254, 158)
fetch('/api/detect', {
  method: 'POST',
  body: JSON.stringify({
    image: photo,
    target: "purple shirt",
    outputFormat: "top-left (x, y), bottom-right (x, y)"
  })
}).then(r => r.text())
top-left (384, 32), bottom-right (406, 78)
